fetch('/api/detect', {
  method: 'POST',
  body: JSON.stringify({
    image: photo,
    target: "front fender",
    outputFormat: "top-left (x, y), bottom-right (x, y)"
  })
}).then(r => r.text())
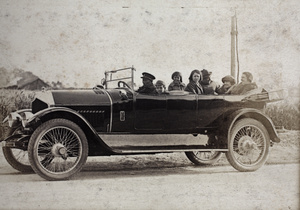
top-left (25, 107), bottom-right (117, 155)
top-left (220, 108), bottom-right (280, 143)
top-left (25, 107), bottom-right (88, 128)
top-left (2, 109), bottom-right (32, 127)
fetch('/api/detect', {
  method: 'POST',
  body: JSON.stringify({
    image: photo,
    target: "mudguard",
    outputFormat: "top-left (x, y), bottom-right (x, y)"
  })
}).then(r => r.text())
top-left (2, 109), bottom-right (32, 128)
top-left (24, 107), bottom-right (118, 155)
top-left (219, 108), bottom-right (280, 143)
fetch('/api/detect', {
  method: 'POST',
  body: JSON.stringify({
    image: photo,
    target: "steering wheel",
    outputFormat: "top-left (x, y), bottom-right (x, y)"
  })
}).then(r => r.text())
top-left (93, 84), bottom-right (104, 90)
top-left (118, 81), bottom-right (132, 89)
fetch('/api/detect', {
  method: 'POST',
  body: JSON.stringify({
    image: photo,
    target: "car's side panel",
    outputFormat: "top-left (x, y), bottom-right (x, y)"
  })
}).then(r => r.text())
top-left (165, 94), bottom-right (198, 131)
top-left (197, 95), bottom-right (266, 128)
top-left (134, 93), bottom-right (167, 130)
top-left (197, 96), bottom-right (224, 128)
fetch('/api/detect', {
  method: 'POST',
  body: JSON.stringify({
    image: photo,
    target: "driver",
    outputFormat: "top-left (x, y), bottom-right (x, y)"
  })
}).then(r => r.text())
top-left (137, 72), bottom-right (158, 94)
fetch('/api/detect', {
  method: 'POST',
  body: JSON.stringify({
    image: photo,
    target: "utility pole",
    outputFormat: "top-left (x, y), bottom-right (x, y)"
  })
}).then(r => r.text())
top-left (231, 15), bottom-right (237, 80)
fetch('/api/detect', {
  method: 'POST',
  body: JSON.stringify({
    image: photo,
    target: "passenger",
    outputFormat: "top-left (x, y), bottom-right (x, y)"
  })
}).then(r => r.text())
top-left (155, 80), bottom-right (167, 94)
top-left (216, 75), bottom-right (236, 94)
top-left (226, 72), bottom-right (258, 95)
top-left (137, 72), bottom-right (158, 94)
top-left (200, 69), bottom-right (220, 95)
top-left (184, 69), bottom-right (203, 94)
top-left (168, 71), bottom-right (185, 91)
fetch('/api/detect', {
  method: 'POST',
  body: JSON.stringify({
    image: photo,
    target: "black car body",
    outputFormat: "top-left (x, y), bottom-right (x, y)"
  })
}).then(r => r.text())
top-left (1, 67), bottom-right (283, 181)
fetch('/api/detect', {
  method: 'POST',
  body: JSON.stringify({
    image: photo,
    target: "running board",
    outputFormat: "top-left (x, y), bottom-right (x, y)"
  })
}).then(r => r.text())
top-left (111, 145), bottom-right (228, 154)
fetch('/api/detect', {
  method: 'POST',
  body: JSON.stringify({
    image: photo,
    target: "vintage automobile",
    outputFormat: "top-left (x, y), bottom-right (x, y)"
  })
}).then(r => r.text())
top-left (1, 67), bottom-right (283, 181)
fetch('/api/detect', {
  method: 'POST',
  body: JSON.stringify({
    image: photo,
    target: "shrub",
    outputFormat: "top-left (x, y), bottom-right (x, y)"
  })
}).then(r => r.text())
top-left (265, 98), bottom-right (300, 130)
top-left (0, 89), bottom-right (35, 139)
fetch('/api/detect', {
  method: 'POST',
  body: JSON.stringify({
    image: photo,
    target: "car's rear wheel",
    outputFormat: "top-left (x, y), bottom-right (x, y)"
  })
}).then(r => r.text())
top-left (2, 126), bottom-right (33, 173)
top-left (185, 151), bottom-right (222, 165)
top-left (226, 118), bottom-right (270, 172)
top-left (28, 119), bottom-right (88, 181)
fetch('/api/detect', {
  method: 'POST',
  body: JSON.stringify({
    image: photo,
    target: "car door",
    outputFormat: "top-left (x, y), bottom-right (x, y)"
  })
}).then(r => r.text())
top-left (197, 95), bottom-right (228, 128)
top-left (165, 94), bottom-right (198, 132)
top-left (134, 93), bottom-right (167, 131)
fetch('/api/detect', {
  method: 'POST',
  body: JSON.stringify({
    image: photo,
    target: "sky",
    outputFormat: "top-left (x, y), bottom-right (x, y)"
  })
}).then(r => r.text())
top-left (0, 0), bottom-right (299, 90)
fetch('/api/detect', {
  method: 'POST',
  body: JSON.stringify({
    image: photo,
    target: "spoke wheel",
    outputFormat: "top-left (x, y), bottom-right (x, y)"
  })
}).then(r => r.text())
top-left (2, 126), bottom-right (32, 173)
top-left (226, 118), bottom-right (270, 172)
top-left (185, 151), bottom-right (222, 165)
top-left (28, 119), bottom-right (88, 181)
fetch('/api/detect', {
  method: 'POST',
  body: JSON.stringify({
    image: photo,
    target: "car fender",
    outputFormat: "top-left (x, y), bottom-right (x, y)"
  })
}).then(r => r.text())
top-left (220, 108), bottom-right (280, 143)
top-left (2, 109), bottom-right (32, 127)
top-left (25, 107), bottom-right (117, 155)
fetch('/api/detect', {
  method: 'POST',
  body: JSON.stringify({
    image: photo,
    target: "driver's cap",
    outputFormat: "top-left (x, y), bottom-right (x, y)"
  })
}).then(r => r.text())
top-left (141, 72), bottom-right (156, 81)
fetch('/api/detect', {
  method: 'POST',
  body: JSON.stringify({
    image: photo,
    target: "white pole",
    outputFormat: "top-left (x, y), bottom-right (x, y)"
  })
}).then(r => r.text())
top-left (231, 15), bottom-right (237, 80)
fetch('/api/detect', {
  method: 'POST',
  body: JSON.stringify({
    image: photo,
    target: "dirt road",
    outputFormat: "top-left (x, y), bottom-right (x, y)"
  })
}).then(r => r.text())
top-left (0, 156), bottom-right (299, 210)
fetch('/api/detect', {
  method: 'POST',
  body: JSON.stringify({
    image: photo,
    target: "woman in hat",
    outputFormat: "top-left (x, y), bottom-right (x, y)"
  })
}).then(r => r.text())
top-left (168, 71), bottom-right (185, 91)
top-left (226, 72), bottom-right (258, 95)
top-left (184, 69), bottom-right (203, 94)
top-left (216, 75), bottom-right (236, 94)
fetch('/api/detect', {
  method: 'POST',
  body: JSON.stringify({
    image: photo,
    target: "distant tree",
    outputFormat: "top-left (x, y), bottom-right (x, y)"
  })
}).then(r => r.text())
top-left (0, 67), bottom-right (9, 87)
top-left (51, 81), bottom-right (65, 89)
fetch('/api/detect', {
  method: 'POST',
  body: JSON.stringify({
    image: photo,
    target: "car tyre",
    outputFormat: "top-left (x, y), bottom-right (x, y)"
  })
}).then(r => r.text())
top-left (28, 119), bottom-right (88, 181)
top-left (185, 151), bottom-right (222, 165)
top-left (226, 118), bottom-right (270, 172)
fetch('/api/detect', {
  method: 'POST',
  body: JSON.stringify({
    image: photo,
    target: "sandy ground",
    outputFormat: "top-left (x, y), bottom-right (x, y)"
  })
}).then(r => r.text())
top-left (0, 164), bottom-right (298, 210)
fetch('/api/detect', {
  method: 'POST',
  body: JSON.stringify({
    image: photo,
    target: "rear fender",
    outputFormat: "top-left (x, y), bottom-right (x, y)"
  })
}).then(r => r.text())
top-left (220, 108), bottom-right (280, 143)
top-left (25, 107), bottom-right (117, 155)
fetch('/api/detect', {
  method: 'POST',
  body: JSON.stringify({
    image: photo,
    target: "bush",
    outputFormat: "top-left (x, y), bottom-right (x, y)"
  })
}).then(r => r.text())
top-left (265, 98), bottom-right (300, 130)
top-left (0, 89), bottom-right (35, 139)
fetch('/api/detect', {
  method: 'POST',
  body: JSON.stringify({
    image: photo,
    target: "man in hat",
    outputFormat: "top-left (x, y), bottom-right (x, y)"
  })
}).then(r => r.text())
top-left (200, 69), bottom-right (220, 95)
top-left (137, 72), bottom-right (158, 94)
top-left (216, 75), bottom-right (236, 94)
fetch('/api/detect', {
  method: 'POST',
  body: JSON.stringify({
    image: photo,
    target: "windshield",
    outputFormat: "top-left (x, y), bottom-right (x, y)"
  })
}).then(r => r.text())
top-left (104, 66), bottom-right (135, 89)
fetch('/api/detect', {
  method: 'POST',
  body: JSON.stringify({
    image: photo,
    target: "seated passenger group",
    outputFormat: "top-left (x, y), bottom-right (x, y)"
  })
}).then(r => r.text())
top-left (137, 70), bottom-right (257, 95)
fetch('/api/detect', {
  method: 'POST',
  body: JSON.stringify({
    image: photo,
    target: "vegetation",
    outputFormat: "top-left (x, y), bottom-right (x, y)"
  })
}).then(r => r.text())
top-left (265, 98), bottom-right (300, 130)
top-left (0, 89), bottom-right (35, 138)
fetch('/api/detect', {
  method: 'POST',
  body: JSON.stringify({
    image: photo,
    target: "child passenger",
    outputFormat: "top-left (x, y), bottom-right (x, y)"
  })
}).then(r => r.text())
top-left (168, 71), bottom-right (185, 91)
top-left (184, 69), bottom-right (203, 94)
top-left (155, 80), bottom-right (166, 94)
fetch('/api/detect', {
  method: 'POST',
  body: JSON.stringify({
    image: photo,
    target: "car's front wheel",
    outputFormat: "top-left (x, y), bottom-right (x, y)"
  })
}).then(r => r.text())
top-left (226, 118), bottom-right (270, 172)
top-left (185, 151), bottom-right (222, 165)
top-left (28, 119), bottom-right (88, 181)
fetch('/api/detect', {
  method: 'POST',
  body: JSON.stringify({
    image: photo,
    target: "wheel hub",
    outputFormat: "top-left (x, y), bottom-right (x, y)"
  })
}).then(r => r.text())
top-left (51, 143), bottom-right (68, 159)
top-left (238, 136), bottom-right (258, 154)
